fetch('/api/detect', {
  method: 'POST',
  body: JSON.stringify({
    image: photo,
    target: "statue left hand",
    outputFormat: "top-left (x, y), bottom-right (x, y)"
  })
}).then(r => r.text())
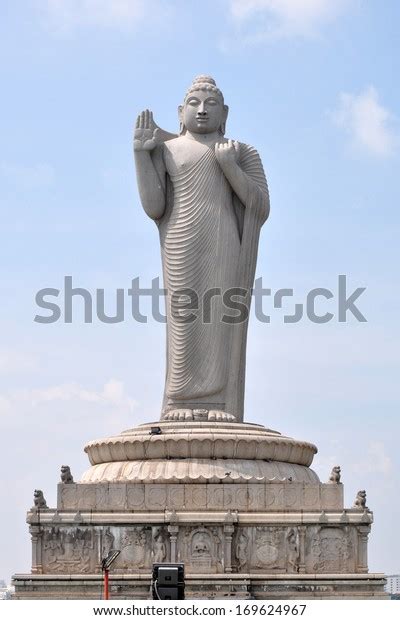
top-left (215, 140), bottom-right (240, 169)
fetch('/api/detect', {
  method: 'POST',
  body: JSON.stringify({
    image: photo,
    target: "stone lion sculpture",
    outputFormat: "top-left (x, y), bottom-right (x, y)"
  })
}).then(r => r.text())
top-left (329, 465), bottom-right (341, 484)
top-left (60, 465), bottom-right (74, 484)
top-left (353, 490), bottom-right (367, 510)
top-left (33, 489), bottom-right (48, 509)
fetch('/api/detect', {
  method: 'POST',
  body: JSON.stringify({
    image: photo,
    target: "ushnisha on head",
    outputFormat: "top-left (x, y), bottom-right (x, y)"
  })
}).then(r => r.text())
top-left (179, 75), bottom-right (229, 136)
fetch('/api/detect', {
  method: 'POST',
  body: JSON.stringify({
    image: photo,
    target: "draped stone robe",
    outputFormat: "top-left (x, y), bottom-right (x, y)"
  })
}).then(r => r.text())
top-left (151, 135), bottom-right (269, 422)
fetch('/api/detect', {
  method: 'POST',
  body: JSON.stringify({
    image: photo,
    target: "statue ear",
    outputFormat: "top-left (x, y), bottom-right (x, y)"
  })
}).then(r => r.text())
top-left (178, 105), bottom-right (184, 134)
top-left (221, 104), bottom-right (229, 135)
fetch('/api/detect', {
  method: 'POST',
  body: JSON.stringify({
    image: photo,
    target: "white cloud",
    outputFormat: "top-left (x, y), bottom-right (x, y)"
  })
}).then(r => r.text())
top-left (0, 379), bottom-right (136, 425)
top-left (29, 378), bottom-right (136, 409)
top-left (0, 162), bottom-right (55, 189)
top-left (226, 0), bottom-right (352, 41)
top-left (331, 86), bottom-right (397, 157)
top-left (40, 0), bottom-right (158, 33)
top-left (352, 441), bottom-right (392, 476)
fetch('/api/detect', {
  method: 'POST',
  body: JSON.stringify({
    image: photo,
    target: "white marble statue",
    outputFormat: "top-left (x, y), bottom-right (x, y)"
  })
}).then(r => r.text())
top-left (134, 76), bottom-right (270, 422)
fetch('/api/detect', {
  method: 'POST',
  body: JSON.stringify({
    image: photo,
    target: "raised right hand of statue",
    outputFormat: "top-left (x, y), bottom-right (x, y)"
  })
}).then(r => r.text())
top-left (134, 109), bottom-right (160, 152)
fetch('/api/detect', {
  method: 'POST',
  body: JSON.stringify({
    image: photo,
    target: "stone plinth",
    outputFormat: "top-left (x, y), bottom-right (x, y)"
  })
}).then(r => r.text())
top-left (81, 422), bottom-right (318, 486)
top-left (12, 421), bottom-right (388, 599)
top-left (84, 422), bottom-right (317, 471)
top-left (13, 573), bottom-right (388, 600)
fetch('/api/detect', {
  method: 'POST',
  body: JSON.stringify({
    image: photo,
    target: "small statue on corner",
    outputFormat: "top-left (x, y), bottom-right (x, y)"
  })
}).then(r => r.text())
top-left (329, 465), bottom-right (341, 484)
top-left (33, 489), bottom-right (48, 509)
top-left (60, 465), bottom-right (74, 484)
top-left (353, 490), bottom-right (368, 510)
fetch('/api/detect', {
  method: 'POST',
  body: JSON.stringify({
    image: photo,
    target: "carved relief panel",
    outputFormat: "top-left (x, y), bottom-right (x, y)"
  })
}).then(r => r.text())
top-left (178, 526), bottom-right (223, 573)
top-left (108, 526), bottom-right (155, 571)
top-left (40, 524), bottom-right (169, 575)
top-left (233, 526), bottom-right (301, 573)
top-left (306, 526), bottom-right (356, 573)
top-left (252, 527), bottom-right (286, 571)
top-left (41, 527), bottom-right (97, 574)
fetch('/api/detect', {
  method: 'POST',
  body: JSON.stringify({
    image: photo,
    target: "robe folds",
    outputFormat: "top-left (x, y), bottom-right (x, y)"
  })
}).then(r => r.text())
top-left (153, 137), bottom-right (269, 422)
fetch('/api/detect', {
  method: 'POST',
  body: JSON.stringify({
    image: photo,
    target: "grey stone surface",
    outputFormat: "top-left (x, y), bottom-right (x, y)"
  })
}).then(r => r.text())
top-left (33, 490), bottom-right (48, 509)
top-left (57, 482), bottom-right (343, 512)
top-left (12, 573), bottom-right (388, 600)
top-left (13, 500), bottom-right (388, 599)
top-left (60, 465), bottom-right (74, 484)
top-left (82, 421), bottom-right (318, 482)
top-left (134, 76), bottom-right (270, 422)
top-left (22, 505), bottom-right (373, 576)
top-left (329, 465), bottom-right (341, 484)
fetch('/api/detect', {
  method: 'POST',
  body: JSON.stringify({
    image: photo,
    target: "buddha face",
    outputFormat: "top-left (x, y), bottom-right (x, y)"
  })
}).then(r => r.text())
top-left (180, 89), bottom-right (228, 135)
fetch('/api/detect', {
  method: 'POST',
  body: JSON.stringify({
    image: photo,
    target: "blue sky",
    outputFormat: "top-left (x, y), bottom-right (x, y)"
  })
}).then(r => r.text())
top-left (0, 0), bottom-right (399, 582)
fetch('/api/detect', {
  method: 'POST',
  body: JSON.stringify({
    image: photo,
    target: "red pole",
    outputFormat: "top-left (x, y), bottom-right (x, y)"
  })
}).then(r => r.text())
top-left (103, 568), bottom-right (109, 600)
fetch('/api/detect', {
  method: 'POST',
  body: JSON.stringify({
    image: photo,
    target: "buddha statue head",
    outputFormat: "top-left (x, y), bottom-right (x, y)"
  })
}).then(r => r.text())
top-left (179, 75), bottom-right (229, 136)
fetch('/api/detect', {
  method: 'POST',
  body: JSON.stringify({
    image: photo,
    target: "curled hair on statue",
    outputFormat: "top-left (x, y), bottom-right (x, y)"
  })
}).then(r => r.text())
top-left (184, 75), bottom-right (224, 103)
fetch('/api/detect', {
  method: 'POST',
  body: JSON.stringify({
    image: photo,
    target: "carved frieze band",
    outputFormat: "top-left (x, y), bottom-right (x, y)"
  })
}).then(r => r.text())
top-left (33, 522), bottom-right (362, 576)
top-left (57, 482), bottom-right (343, 512)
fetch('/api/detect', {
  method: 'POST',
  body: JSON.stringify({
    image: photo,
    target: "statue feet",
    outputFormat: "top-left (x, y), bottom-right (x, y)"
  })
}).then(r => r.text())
top-left (163, 409), bottom-right (236, 422)
top-left (163, 409), bottom-right (194, 421)
top-left (207, 410), bottom-right (236, 422)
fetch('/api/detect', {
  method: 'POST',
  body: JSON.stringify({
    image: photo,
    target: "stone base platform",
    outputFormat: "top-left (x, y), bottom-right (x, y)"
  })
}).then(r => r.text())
top-left (12, 421), bottom-right (388, 599)
top-left (14, 499), bottom-right (383, 598)
top-left (82, 421), bottom-right (318, 483)
top-left (13, 573), bottom-right (387, 600)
